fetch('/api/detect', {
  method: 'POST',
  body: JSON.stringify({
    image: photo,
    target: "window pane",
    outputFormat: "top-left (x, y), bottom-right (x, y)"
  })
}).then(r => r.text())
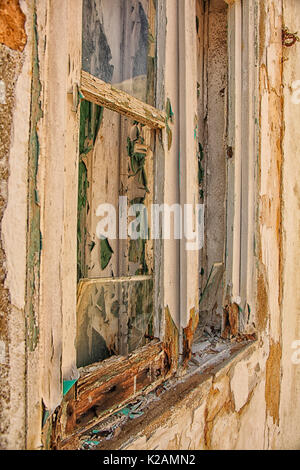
top-left (76, 277), bottom-right (154, 367)
top-left (82, 0), bottom-right (156, 105)
top-left (77, 101), bottom-right (154, 281)
top-left (77, 101), bottom-right (155, 367)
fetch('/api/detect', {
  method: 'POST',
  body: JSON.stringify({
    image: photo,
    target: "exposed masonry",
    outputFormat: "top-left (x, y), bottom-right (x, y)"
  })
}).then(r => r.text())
top-left (26, 5), bottom-right (42, 353)
top-left (0, 0), bottom-right (27, 449)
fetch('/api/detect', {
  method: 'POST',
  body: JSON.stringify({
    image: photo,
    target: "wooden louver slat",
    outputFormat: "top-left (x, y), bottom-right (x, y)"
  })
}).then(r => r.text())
top-left (80, 70), bottom-right (166, 129)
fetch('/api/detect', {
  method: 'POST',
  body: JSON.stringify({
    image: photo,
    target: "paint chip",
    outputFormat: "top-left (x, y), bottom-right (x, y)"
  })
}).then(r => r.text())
top-left (0, 80), bottom-right (6, 104)
top-left (0, 340), bottom-right (6, 364)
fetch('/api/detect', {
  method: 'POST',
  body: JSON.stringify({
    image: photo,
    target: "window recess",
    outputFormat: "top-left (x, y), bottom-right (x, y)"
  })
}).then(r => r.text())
top-left (225, 0), bottom-right (258, 333)
top-left (194, 0), bottom-right (228, 341)
top-left (193, 0), bottom-right (258, 344)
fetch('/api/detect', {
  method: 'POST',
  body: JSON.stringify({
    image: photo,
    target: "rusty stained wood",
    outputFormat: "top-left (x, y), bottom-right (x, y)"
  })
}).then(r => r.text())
top-left (51, 340), bottom-right (170, 448)
top-left (182, 307), bottom-right (199, 368)
top-left (80, 70), bottom-right (166, 129)
top-left (164, 306), bottom-right (179, 374)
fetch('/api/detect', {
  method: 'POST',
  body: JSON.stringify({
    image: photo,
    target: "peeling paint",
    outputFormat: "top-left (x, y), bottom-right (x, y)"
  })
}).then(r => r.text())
top-left (2, 0), bottom-right (300, 452)
top-left (25, 7), bottom-right (42, 352)
top-left (77, 99), bottom-right (103, 280)
top-left (165, 98), bottom-right (174, 150)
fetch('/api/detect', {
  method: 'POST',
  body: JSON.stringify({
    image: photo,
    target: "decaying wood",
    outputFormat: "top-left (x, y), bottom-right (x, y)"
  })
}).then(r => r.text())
top-left (80, 70), bottom-right (166, 129)
top-left (222, 302), bottom-right (239, 339)
top-left (182, 308), bottom-right (199, 368)
top-left (164, 307), bottom-right (179, 374)
top-left (51, 340), bottom-right (170, 448)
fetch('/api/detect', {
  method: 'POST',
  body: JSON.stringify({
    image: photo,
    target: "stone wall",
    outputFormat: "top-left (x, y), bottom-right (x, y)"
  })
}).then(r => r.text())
top-left (0, 0), bottom-right (29, 450)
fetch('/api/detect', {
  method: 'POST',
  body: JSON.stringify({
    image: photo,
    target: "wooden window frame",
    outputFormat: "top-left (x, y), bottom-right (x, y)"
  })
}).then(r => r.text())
top-left (43, 0), bottom-right (258, 449)
top-left (48, 1), bottom-right (174, 447)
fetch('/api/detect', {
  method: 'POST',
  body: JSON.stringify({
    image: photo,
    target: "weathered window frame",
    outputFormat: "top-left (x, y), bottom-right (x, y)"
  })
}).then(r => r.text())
top-left (49, 0), bottom-right (177, 445)
top-left (41, 0), bottom-right (259, 449)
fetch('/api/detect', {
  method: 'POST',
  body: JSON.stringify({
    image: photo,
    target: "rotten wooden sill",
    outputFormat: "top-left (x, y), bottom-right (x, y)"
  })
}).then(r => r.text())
top-left (50, 336), bottom-right (256, 450)
top-left (47, 340), bottom-right (171, 449)
top-left (42, 306), bottom-right (178, 449)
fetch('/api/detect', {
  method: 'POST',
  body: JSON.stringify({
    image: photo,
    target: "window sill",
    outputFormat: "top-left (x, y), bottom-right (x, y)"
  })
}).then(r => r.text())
top-left (56, 338), bottom-right (256, 450)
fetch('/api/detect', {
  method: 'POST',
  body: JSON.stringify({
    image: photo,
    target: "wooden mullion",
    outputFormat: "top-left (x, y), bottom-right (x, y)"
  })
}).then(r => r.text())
top-left (80, 70), bottom-right (166, 129)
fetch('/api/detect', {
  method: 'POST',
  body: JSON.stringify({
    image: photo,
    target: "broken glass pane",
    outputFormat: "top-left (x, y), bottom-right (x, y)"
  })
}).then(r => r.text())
top-left (76, 276), bottom-right (154, 367)
top-left (77, 103), bottom-right (154, 281)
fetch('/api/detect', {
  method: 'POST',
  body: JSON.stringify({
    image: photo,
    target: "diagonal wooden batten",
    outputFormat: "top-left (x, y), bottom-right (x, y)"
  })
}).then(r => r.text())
top-left (80, 70), bottom-right (166, 129)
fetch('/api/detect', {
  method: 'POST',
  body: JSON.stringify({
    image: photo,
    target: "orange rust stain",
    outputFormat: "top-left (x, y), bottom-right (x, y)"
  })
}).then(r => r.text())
top-left (221, 302), bottom-right (239, 339)
top-left (265, 340), bottom-right (282, 425)
top-left (164, 306), bottom-right (179, 374)
top-left (256, 273), bottom-right (268, 332)
top-left (0, 0), bottom-right (27, 52)
top-left (182, 307), bottom-right (199, 368)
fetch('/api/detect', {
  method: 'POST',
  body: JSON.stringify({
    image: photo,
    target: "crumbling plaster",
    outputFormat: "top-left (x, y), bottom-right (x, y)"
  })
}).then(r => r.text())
top-left (0, 0), bottom-right (30, 450)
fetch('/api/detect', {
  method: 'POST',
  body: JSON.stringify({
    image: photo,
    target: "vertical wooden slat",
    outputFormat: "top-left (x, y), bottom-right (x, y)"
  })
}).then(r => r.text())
top-left (240, 0), bottom-right (250, 311)
top-left (240, 0), bottom-right (257, 317)
top-left (178, 0), bottom-right (199, 333)
top-left (153, 0), bottom-right (166, 339)
top-left (225, 0), bottom-right (242, 304)
top-left (40, 0), bottom-right (82, 420)
top-left (61, 0), bottom-right (83, 380)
